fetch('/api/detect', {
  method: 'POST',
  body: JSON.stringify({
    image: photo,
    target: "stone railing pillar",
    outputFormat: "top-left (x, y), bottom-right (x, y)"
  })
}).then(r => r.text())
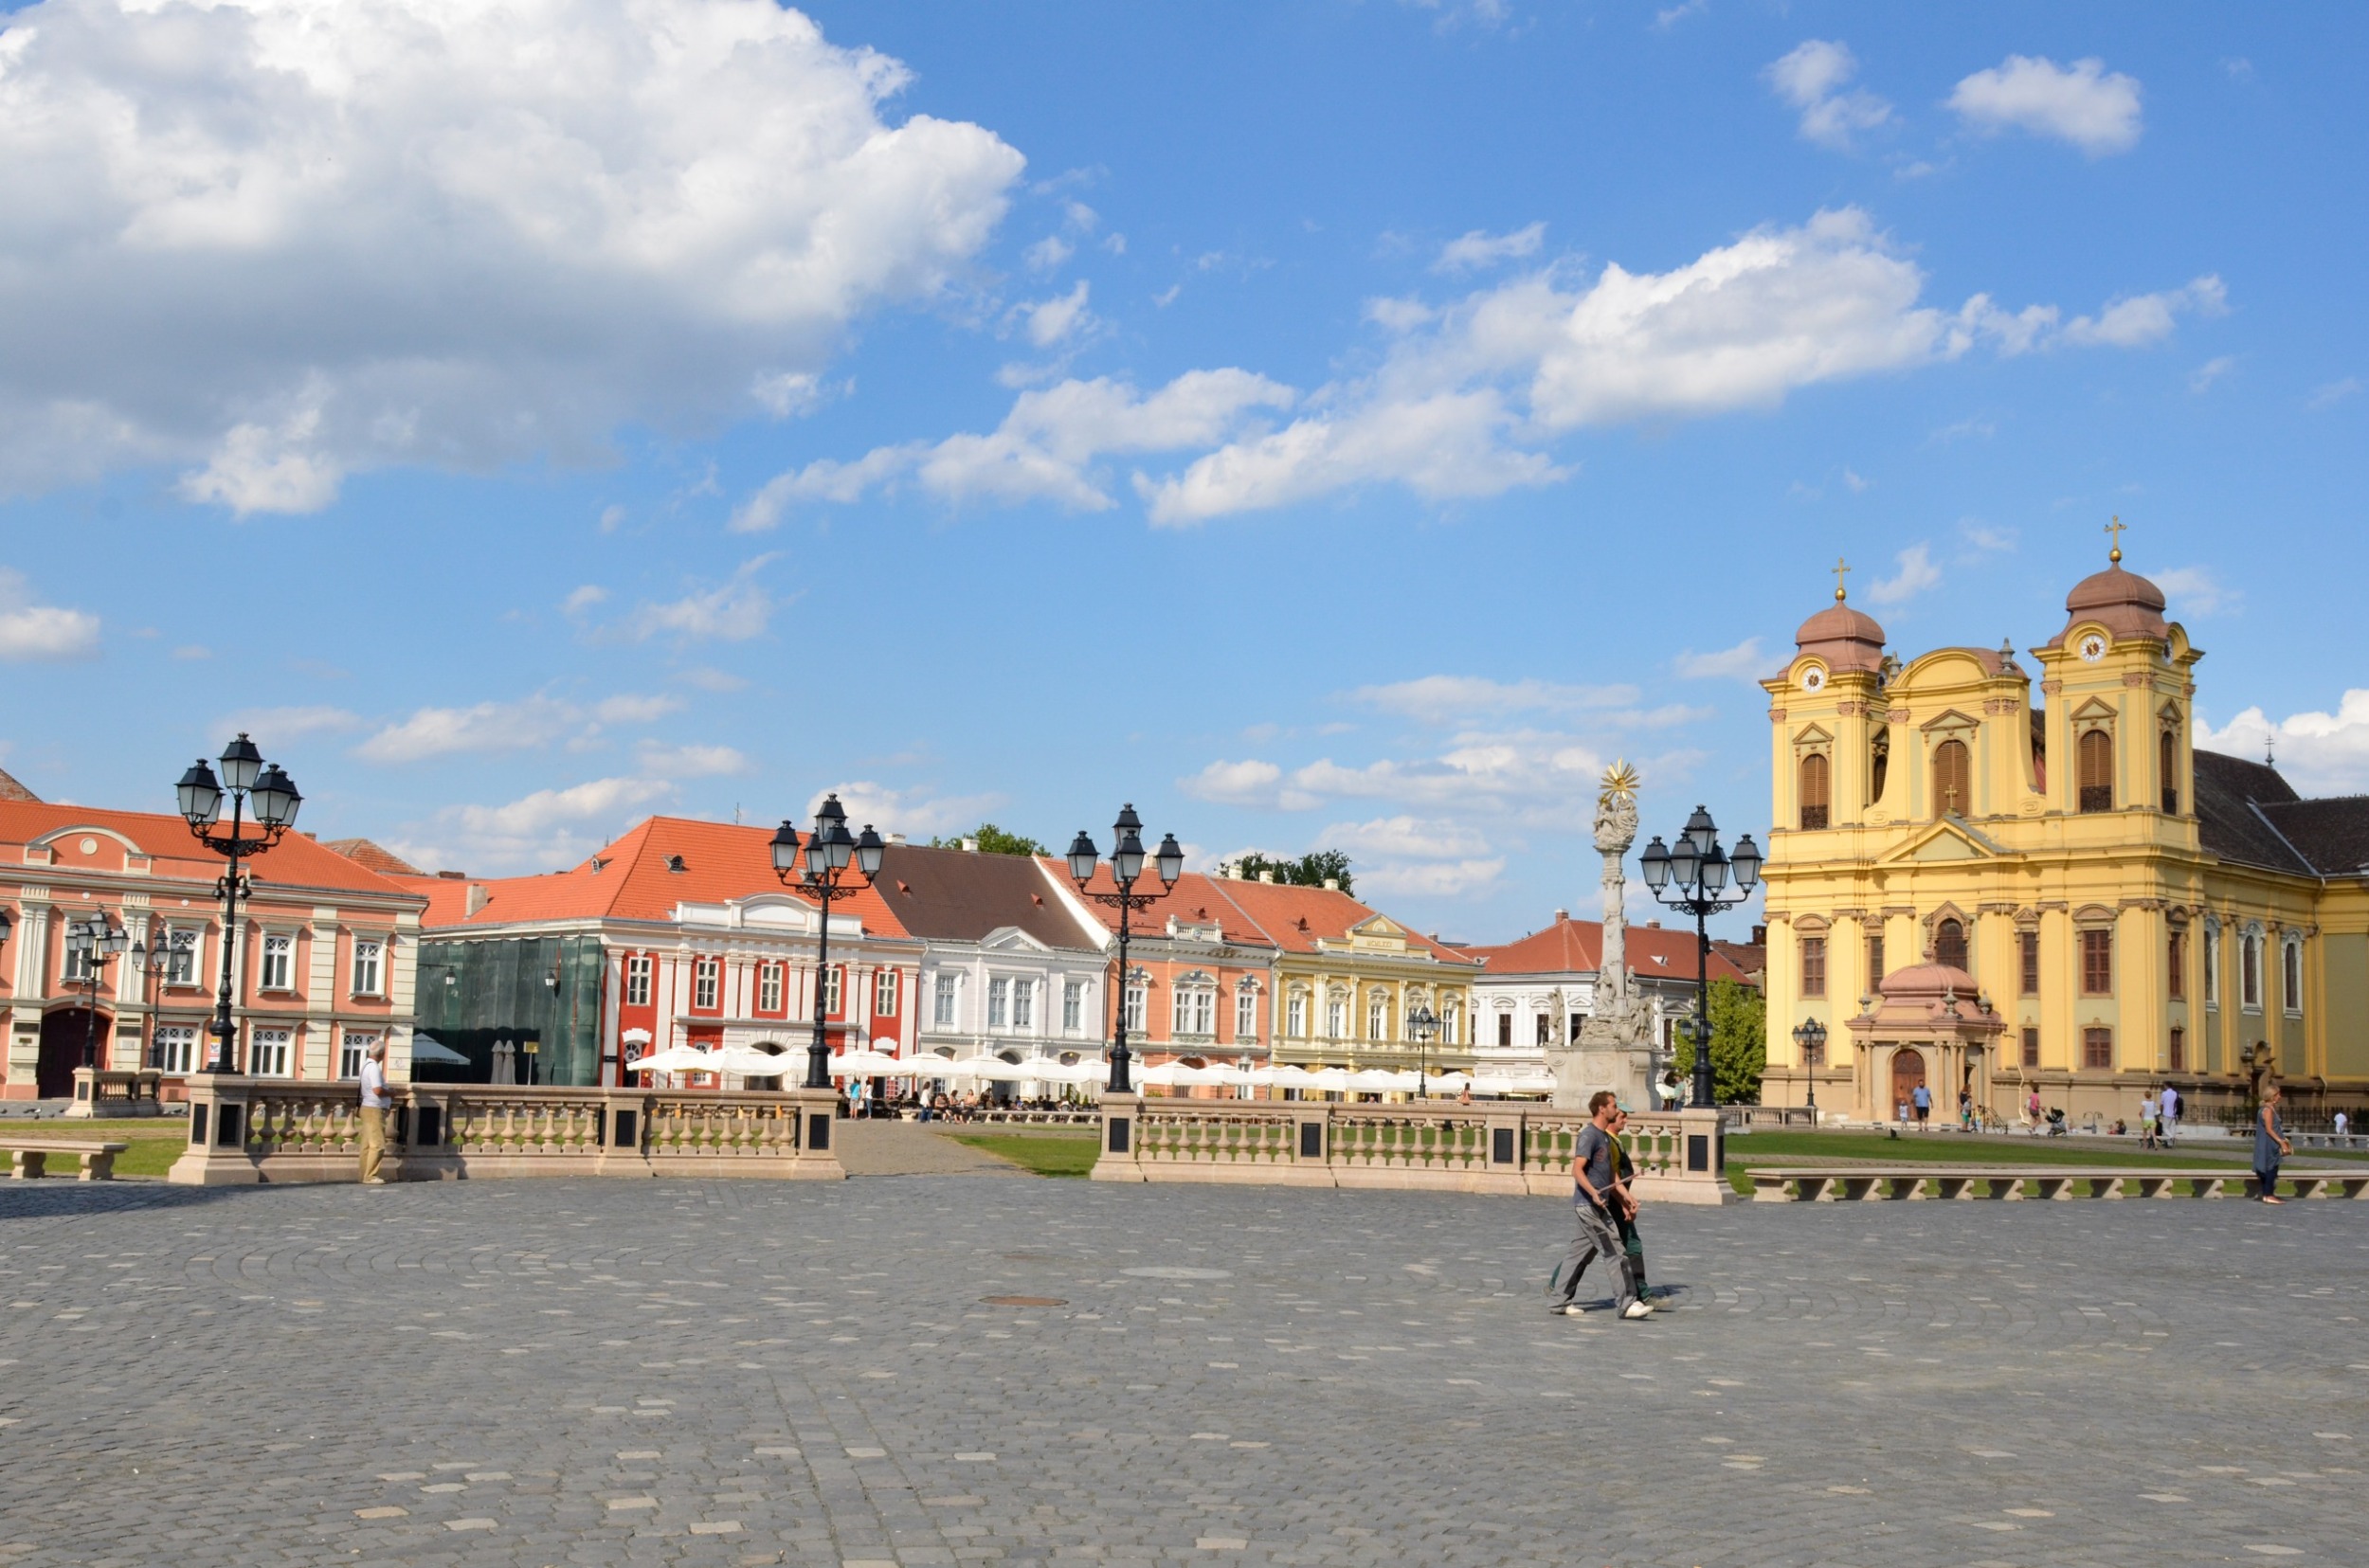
top-left (1289, 1103), bottom-right (1329, 1166)
top-left (1092, 1091), bottom-right (1144, 1181)
top-left (1626, 1105), bottom-right (1734, 1205)
top-left (166, 1074), bottom-right (262, 1186)
top-left (790, 1087), bottom-right (844, 1175)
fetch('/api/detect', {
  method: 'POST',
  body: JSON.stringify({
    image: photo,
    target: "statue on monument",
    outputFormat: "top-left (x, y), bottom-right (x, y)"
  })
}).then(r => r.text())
top-left (1546, 760), bottom-right (1660, 1110)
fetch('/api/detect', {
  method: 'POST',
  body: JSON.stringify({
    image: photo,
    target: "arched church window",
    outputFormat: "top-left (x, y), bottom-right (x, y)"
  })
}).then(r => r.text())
top-left (1934, 918), bottom-right (1968, 972)
top-left (1799, 752), bottom-right (1830, 830)
top-left (1869, 727), bottom-right (1890, 803)
top-left (2078, 729), bottom-right (2113, 814)
top-left (1932, 739), bottom-right (1971, 819)
top-left (2160, 729), bottom-right (2179, 814)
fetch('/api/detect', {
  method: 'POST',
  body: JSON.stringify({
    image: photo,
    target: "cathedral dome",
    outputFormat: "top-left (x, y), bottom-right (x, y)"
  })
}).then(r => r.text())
top-left (1793, 595), bottom-right (1887, 675)
top-left (2051, 551), bottom-right (2169, 647)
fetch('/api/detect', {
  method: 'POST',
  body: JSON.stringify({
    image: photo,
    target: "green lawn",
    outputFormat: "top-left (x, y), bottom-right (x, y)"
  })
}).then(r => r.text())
top-left (1727, 1129), bottom-right (2251, 1169)
top-left (0, 1116), bottom-right (192, 1178)
top-left (946, 1130), bottom-right (1101, 1178)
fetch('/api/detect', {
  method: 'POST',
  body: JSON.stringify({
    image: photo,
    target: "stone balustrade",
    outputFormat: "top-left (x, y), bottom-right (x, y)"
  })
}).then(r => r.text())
top-left (1092, 1093), bottom-right (1735, 1203)
top-left (166, 1075), bottom-right (845, 1184)
top-left (66, 1068), bottom-right (167, 1118)
top-left (1746, 1165), bottom-right (2369, 1201)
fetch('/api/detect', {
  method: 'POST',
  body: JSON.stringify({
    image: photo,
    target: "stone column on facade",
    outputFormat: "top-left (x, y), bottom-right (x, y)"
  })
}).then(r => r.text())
top-left (1549, 763), bottom-right (1656, 1111)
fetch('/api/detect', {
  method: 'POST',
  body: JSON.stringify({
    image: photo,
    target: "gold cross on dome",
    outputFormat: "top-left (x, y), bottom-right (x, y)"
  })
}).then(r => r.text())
top-left (2105, 516), bottom-right (2125, 563)
top-left (1833, 556), bottom-right (1851, 601)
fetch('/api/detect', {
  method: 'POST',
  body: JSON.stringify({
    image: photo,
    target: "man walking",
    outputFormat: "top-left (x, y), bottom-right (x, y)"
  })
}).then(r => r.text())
top-left (2161, 1081), bottom-right (2180, 1144)
top-left (358, 1039), bottom-right (392, 1184)
top-left (1546, 1091), bottom-right (1650, 1321)
top-left (1608, 1106), bottom-right (1650, 1306)
top-left (1911, 1081), bottom-right (1932, 1130)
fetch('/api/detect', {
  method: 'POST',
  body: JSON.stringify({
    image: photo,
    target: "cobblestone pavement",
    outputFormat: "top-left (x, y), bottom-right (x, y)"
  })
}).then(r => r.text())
top-left (831, 1124), bottom-right (1027, 1177)
top-left (1, 1179), bottom-right (2362, 1568)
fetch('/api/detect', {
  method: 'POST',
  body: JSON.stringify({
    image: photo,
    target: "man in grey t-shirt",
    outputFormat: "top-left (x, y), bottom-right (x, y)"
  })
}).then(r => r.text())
top-left (1545, 1090), bottom-right (1649, 1320)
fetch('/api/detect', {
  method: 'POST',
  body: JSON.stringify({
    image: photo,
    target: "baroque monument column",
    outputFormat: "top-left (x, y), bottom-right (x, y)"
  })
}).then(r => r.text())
top-left (1546, 762), bottom-right (1658, 1111)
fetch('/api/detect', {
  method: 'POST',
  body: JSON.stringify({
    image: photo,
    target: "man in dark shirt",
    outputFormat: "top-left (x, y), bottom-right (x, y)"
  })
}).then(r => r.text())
top-left (1545, 1090), bottom-right (1650, 1320)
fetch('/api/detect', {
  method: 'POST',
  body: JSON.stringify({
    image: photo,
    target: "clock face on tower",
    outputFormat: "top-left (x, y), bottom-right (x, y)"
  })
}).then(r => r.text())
top-left (1799, 666), bottom-right (1826, 694)
top-left (2078, 633), bottom-right (2107, 662)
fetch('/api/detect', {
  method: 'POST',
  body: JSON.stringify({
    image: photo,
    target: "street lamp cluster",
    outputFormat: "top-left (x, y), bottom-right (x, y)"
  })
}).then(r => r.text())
top-left (1640, 804), bottom-right (1761, 1109)
top-left (63, 910), bottom-right (129, 1072)
top-left (175, 733), bottom-right (303, 1074)
top-left (1065, 804), bottom-right (1183, 1095)
top-left (770, 793), bottom-right (886, 1090)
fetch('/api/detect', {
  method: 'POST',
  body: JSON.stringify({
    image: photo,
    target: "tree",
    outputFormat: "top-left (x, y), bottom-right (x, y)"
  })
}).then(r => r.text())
top-left (1231, 849), bottom-right (1353, 895)
top-left (1670, 978), bottom-right (1767, 1105)
top-left (930, 822), bottom-right (1047, 857)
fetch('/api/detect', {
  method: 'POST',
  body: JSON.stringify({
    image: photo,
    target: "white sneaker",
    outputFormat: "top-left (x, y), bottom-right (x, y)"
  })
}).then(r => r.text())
top-left (1561, 1304), bottom-right (1587, 1316)
top-left (1622, 1300), bottom-right (1654, 1320)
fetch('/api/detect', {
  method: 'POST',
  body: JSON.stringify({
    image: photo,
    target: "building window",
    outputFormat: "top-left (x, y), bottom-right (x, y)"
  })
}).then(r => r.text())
top-left (352, 939), bottom-right (384, 998)
top-left (1496, 1010), bottom-right (1513, 1048)
top-left (63, 937), bottom-right (93, 982)
top-left (153, 1024), bottom-right (199, 1073)
top-left (2160, 729), bottom-right (2179, 814)
top-left (1287, 993), bottom-right (1308, 1038)
top-left (2203, 925), bottom-right (2220, 1006)
top-left (1063, 980), bottom-right (1084, 1034)
top-left (1441, 998), bottom-right (1460, 1045)
top-left (2169, 1026), bottom-right (2184, 1072)
top-left (625, 954), bottom-right (651, 1007)
top-left (1366, 994), bottom-right (1388, 1041)
top-left (165, 929), bottom-right (198, 986)
top-left (1123, 982), bottom-right (1147, 1036)
top-left (2018, 931), bottom-right (2039, 997)
top-left (759, 963), bottom-right (783, 1014)
top-left (2077, 729), bottom-right (2113, 814)
top-left (260, 932), bottom-right (295, 991)
top-left (988, 978), bottom-right (1010, 1028)
top-left (1235, 988), bottom-right (1257, 1041)
top-left (251, 1028), bottom-right (293, 1077)
top-left (934, 974), bottom-right (958, 1028)
top-left (2080, 929), bottom-right (2112, 996)
top-left (1867, 932), bottom-right (1885, 989)
top-left (1934, 918), bottom-right (1968, 973)
top-left (1931, 738), bottom-right (1972, 819)
top-left (693, 957), bottom-right (719, 1011)
top-left (1799, 752), bottom-right (1830, 830)
top-left (2240, 930), bottom-right (2262, 1011)
top-left (1799, 936), bottom-right (1826, 998)
top-left (340, 1031), bottom-right (375, 1079)
top-left (2283, 940), bottom-right (2303, 1016)
top-left (2167, 930), bottom-right (2186, 1000)
top-left (820, 965), bottom-right (842, 1016)
top-left (1534, 1013), bottom-right (1550, 1047)
top-left (1170, 988), bottom-right (1209, 1036)
top-left (2082, 1026), bottom-right (2112, 1071)
top-left (877, 971), bottom-right (899, 1018)
top-left (1011, 979), bottom-right (1032, 1031)
top-left (2021, 1026), bottom-right (2040, 1069)
top-left (1326, 996), bottom-right (1347, 1038)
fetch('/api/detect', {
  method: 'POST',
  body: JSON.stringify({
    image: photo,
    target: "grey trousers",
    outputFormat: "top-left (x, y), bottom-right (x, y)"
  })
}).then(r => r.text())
top-left (1546, 1201), bottom-right (1637, 1312)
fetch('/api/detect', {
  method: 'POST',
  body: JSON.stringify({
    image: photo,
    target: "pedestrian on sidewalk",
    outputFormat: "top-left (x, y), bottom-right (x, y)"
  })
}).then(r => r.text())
top-left (358, 1039), bottom-right (393, 1184)
top-left (2161, 1082), bottom-right (2181, 1144)
top-left (1912, 1082), bottom-right (1932, 1130)
top-left (1545, 1091), bottom-right (1649, 1321)
top-left (1608, 1106), bottom-right (1650, 1305)
top-left (2254, 1084), bottom-right (2293, 1204)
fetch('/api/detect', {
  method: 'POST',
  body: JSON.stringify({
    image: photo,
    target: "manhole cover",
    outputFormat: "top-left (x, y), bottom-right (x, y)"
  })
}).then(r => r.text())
top-left (980, 1295), bottom-right (1066, 1307)
top-left (1120, 1267), bottom-right (1232, 1281)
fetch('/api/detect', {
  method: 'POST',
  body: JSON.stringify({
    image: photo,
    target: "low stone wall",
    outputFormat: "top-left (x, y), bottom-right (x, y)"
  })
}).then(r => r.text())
top-left (1090, 1094), bottom-right (1735, 1204)
top-left (166, 1075), bottom-right (845, 1184)
top-left (1746, 1165), bottom-right (2369, 1201)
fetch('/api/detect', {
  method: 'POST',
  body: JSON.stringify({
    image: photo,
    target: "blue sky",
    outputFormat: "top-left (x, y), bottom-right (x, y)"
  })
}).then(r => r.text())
top-left (1, 1), bottom-right (2363, 943)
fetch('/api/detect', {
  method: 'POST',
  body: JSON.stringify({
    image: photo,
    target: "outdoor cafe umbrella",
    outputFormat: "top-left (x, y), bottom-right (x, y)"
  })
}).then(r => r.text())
top-left (829, 1050), bottom-right (910, 1077)
top-left (625, 1047), bottom-right (719, 1076)
top-left (1346, 1068), bottom-right (1417, 1092)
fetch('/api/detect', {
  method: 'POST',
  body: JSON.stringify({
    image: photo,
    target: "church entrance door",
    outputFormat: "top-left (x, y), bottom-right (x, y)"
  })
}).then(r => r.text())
top-left (1890, 1048), bottom-right (1926, 1122)
top-left (36, 1009), bottom-right (107, 1099)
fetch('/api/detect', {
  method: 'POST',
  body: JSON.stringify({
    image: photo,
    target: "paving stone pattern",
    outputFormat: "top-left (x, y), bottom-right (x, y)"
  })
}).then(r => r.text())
top-left (0, 1178), bottom-right (2361, 1568)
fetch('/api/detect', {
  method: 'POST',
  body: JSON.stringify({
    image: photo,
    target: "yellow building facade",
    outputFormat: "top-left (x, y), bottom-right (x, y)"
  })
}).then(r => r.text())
top-left (1760, 548), bottom-right (2369, 1126)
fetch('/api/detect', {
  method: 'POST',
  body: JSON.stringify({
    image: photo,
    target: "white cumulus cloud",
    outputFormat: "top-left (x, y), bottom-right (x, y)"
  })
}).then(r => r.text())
top-left (2061, 277), bottom-right (2227, 349)
top-left (1950, 55), bottom-right (2143, 155)
top-left (0, 568), bottom-right (100, 660)
top-left (809, 781), bottom-right (1004, 839)
top-left (0, 0), bottom-right (1024, 510)
top-left (2199, 693), bottom-right (2369, 798)
top-left (392, 775), bottom-right (676, 873)
top-left (1433, 223), bottom-right (1546, 273)
top-left (355, 695), bottom-right (579, 764)
top-left (1764, 40), bottom-right (1894, 152)
top-left (1864, 543), bottom-right (1941, 605)
top-left (631, 558), bottom-right (776, 642)
top-left (1673, 639), bottom-right (1766, 680)
top-left (1020, 280), bottom-right (1095, 348)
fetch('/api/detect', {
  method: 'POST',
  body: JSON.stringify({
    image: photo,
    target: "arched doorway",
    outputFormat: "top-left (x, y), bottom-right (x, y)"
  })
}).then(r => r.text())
top-left (1890, 1047), bottom-right (1926, 1122)
top-left (746, 1041), bottom-right (789, 1091)
top-left (37, 1008), bottom-right (108, 1099)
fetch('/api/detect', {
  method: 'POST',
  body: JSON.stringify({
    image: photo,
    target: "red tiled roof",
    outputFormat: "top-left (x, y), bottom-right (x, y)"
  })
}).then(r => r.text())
top-left (402, 816), bottom-right (912, 936)
top-left (1047, 866), bottom-right (1274, 949)
top-left (1052, 865), bottom-right (1468, 964)
top-left (323, 838), bottom-right (422, 875)
top-left (0, 801), bottom-right (421, 899)
top-left (1460, 913), bottom-right (1751, 985)
top-left (0, 766), bottom-right (38, 804)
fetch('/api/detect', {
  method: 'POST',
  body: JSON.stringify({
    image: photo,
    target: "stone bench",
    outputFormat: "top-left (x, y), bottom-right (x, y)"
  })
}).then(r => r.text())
top-left (1, 1139), bottom-right (131, 1181)
top-left (1745, 1166), bottom-right (2369, 1202)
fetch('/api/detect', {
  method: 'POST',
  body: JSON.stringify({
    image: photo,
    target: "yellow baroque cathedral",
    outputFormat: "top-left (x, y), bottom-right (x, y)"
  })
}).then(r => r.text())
top-left (1760, 541), bottom-right (2369, 1126)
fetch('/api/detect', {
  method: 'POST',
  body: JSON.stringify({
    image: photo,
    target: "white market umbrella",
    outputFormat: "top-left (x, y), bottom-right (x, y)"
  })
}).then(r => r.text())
top-left (1033, 1058), bottom-right (1109, 1086)
top-left (830, 1050), bottom-right (909, 1077)
top-left (714, 1045), bottom-right (799, 1076)
top-left (1251, 1064), bottom-right (1319, 1088)
top-left (627, 1047), bottom-right (722, 1076)
top-left (1426, 1072), bottom-right (1474, 1095)
top-left (938, 1056), bottom-right (1035, 1082)
top-left (1303, 1068), bottom-right (1351, 1091)
top-left (407, 1034), bottom-right (469, 1066)
top-left (1347, 1068), bottom-right (1416, 1092)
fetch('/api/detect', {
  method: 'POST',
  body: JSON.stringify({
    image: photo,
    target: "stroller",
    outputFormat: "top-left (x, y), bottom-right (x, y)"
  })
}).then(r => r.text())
top-left (2045, 1107), bottom-right (2070, 1137)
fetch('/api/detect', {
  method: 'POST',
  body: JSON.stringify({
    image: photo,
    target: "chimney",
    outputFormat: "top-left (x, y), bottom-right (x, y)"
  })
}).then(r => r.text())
top-left (888, 833), bottom-right (907, 846)
top-left (1645, 919), bottom-right (1660, 928)
top-left (962, 838), bottom-right (978, 853)
top-left (464, 883), bottom-right (491, 917)
top-left (1553, 908), bottom-right (1568, 922)
top-left (1322, 877), bottom-right (1339, 891)
top-left (1750, 923), bottom-right (1767, 945)
top-left (1260, 871), bottom-right (1276, 884)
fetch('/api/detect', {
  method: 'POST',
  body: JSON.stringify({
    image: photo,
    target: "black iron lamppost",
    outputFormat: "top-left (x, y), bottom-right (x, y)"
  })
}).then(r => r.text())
top-left (1638, 804), bottom-right (1761, 1109)
top-left (63, 912), bottom-right (130, 1070)
top-left (771, 794), bottom-right (886, 1091)
top-left (1405, 1000), bottom-right (1440, 1098)
top-left (1791, 1016), bottom-right (1827, 1117)
top-left (176, 735), bottom-right (301, 1073)
top-left (1065, 804), bottom-right (1184, 1096)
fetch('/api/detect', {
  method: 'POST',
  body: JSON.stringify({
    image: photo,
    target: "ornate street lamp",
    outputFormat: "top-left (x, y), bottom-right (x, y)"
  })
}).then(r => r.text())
top-left (1405, 1000), bottom-right (1440, 1098)
top-left (175, 732), bottom-right (302, 1073)
top-left (1639, 803), bottom-right (1760, 1109)
top-left (63, 911), bottom-right (130, 1071)
top-left (1065, 803), bottom-right (1184, 1095)
top-left (771, 794), bottom-right (886, 1090)
top-left (1791, 1016), bottom-right (1827, 1118)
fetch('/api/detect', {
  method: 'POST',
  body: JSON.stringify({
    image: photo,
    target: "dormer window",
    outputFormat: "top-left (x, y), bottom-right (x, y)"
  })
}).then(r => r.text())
top-left (665, 854), bottom-right (686, 873)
